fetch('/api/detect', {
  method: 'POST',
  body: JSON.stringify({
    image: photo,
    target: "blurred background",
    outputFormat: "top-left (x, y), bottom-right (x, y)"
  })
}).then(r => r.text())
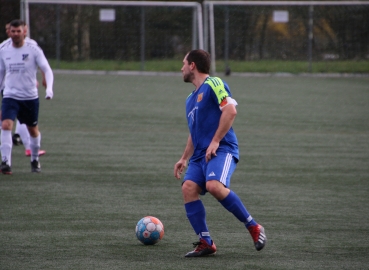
top-left (1, 0), bottom-right (368, 73)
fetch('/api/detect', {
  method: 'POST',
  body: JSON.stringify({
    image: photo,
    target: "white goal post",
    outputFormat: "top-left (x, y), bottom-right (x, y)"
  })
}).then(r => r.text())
top-left (204, 1), bottom-right (369, 74)
top-left (21, 0), bottom-right (204, 61)
top-left (22, 0), bottom-right (204, 49)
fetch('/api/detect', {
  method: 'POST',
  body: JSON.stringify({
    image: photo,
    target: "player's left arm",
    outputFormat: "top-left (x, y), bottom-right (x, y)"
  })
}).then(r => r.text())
top-left (205, 103), bottom-right (237, 162)
top-left (41, 70), bottom-right (46, 88)
top-left (0, 54), bottom-right (5, 91)
top-left (25, 38), bottom-right (47, 88)
top-left (36, 49), bottom-right (54, 99)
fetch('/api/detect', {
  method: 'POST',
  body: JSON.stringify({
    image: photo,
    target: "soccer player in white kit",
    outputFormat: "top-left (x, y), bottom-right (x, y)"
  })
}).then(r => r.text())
top-left (0, 19), bottom-right (53, 174)
top-left (0, 21), bottom-right (46, 157)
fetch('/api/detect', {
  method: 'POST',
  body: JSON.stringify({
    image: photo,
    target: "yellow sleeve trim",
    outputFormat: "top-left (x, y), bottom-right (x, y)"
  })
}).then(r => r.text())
top-left (204, 77), bottom-right (229, 104)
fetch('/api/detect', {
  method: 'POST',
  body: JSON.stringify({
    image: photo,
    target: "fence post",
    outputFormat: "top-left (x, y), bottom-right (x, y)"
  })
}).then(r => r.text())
top-left (308, 5), bottom-right (314, 73)
top-left (140, 6), bottom-right (145, 71)
top-left (56, 4), bottom-right (61, 68)
top-left (224, 5), bottom-right (230, 75)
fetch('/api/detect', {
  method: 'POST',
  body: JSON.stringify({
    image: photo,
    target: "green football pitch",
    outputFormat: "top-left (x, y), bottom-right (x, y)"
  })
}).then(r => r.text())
top-left (1, 73), bottom-right (368, 269)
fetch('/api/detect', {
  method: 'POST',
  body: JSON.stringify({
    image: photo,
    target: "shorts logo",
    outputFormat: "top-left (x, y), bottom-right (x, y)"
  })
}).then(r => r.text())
top-left (197, 93), bottom-right (203, 102)
top-left (22, 54), bottom-right (29, 61)
top-left (208, 171), bottom-right (216, 177)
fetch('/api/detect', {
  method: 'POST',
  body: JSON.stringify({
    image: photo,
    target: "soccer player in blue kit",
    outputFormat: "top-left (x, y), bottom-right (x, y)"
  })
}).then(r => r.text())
top-left (0, 20), bottom-right (53, 174)
top-left (174, 49), bottom-right (266, 257)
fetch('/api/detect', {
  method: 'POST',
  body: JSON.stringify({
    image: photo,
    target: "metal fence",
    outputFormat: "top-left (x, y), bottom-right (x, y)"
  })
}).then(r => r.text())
top-left (204, 1), bottom-right (369, 72)
top-left (21, 0), bottom-right (369, 72)
top-left (22, 0), bottom-right (203, 65)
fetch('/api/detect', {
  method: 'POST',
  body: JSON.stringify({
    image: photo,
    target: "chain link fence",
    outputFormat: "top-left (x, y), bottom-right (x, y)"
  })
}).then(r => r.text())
top-left (19, 1), bottom-right (369, 72)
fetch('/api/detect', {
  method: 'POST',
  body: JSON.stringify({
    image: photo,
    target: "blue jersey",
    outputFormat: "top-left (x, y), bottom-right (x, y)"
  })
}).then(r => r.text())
top-left (185, 77), bottom-right (239, 162)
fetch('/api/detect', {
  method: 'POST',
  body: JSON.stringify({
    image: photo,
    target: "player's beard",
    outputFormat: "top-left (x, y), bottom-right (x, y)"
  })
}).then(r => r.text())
top-left (183, 71), bottom-right (194, 83)
top-left (11, 36), bottom-right (24, 47)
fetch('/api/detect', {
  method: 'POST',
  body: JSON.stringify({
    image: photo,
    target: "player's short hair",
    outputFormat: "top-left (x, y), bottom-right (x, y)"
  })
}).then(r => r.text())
top-left (9, 19), bottom-right (26, 28)
top-left (186, 49), bottom-right (211, 74)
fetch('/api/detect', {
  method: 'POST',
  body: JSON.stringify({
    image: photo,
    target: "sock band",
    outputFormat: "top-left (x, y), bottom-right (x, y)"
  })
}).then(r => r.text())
top-left (185, 200), bottom-right (212, 245)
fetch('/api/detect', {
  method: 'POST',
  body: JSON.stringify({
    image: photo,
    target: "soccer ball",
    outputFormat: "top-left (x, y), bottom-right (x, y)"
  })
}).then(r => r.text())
top-left (12, 134), bottom-right (22, 145)
top-left (135, 216), bottom-right (164, 245)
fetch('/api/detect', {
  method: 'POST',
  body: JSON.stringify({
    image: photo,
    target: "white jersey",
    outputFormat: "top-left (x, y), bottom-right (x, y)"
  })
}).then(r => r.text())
top-left (0, 36), bottom-right (37, 49)
top-left (0, 38), bottom-right (11, 50)
top-left (0, 39), bottom-right (53, 100)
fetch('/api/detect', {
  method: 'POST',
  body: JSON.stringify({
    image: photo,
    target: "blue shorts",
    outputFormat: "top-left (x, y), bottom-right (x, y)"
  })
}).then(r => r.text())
top-left (1, 98), bottom-right (39, 127)
top-left (183, 152), bottom-right (237, 195)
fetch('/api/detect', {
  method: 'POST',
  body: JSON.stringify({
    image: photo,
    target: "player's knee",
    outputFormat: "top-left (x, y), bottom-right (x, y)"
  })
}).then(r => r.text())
top-left (206, 180), bottom-right (228, 199)
top-left (206, 180), bottom-right (220, 195)
top-left (1, 120), bottom-right (13, 131)
top-left (182, 181), bottom-right (201, 203)
top-left (182, 180), bottom-right (200, 196)
top-left (28, 126), bottom-right (39, 137)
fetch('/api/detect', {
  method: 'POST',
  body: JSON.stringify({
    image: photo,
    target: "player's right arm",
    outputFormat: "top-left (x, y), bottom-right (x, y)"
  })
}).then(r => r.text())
top-left (41, 71), bottom-right (46, 88)
top-left (0, 51), bottom-right (5, 91)
top-left (174, 134), bottom-right (194, 179)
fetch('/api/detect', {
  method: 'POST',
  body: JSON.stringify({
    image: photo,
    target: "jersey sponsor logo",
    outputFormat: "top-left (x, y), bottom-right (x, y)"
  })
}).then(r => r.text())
top-left (187, 106), bottom-right (198, 124)
top-left (9, 63), bottom-right (25, 73)
top-left (22, 54), bottom-right (29, 61)
top-left (197, 93), bottom-right (203, 102)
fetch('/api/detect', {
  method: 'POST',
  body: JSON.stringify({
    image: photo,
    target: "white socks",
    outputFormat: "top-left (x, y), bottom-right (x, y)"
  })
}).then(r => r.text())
top-left (1, 130), bottom-right (12, 166)
top-left (30, 133), bottom-right (41, 161)
top-left (15, 120), bottom-right (31, 150)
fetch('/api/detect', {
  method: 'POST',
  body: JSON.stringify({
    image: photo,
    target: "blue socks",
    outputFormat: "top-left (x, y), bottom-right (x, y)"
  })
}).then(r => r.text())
top-left (219, 190), bottom-right (257, 228)
top-left (185, 200), bottom-right (212, 245)
top-left (185, 191), bottom-right (257, 245)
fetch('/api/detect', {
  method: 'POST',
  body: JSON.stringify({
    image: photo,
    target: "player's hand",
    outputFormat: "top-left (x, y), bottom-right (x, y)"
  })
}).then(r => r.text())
top-left (174, 159), bottom-right (187, 179)
top-left (206, 141), bottom-right (219, 163)
top-left (45, 88), bottom-right (53, 100)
